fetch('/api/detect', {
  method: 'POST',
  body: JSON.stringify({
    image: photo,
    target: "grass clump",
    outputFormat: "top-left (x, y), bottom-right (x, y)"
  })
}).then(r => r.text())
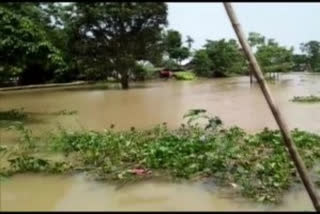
top-left (0, 108), bottom-right (27, 128)
top-left (173, 71), bottom-right (196, 80)
top-left (2, 109), bottom-right (320, 204)
top-left (54, 109), bottom-right (78, 115)
top-left (291, 95), bottom-right (320, 103)
top-left (0, 108), bottom-right (27, 121)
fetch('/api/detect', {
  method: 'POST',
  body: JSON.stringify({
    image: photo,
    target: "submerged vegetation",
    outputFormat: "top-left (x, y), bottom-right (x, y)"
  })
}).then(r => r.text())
top-left (2, 109), bottom-right (320, 204)
top-left (0, 108), bottom-right (27, 127)
top-left (0, 108), bottom-right (77, 128)
top-left (0, 108), bottom-right (27, 121)
top-left (173, 71), bottom-right (196, 80)
top-left (54, 109), bottom-right (78, 116)
top-left (291, 95), bottom-right (320, 103)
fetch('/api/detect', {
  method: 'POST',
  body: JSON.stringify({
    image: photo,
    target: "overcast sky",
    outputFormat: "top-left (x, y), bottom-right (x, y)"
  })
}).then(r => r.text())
top-left (167, 3), bottom-right (319, 53)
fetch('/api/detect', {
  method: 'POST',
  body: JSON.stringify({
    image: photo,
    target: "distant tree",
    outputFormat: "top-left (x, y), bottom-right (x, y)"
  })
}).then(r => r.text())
top-left (204, 39), bottom-right (247, 77)
top-left (165, 30), bottom-right (182, 50)
top-left (67, 3), bottom-right (168, 89)
top-left (267, 38), bottom-right (278, 46)
top-left (249, 32), bottom-right (294, 76)
top-left (170, 47), bottom-right (190, 66)
top-left (300, 41), bottom-right (320, 72)
top-left (0, 3), bottom-right (51, 29)
top-left (292, 54), bottom-right (308, 71)
top-left (248, 32), bottom-right (265, 50)
top-left (163, 30), bottom-right (190, 66)
top-left (256, 41), bottom-right (294, 74)
top-left (192, 50), bottom-right (212, 77)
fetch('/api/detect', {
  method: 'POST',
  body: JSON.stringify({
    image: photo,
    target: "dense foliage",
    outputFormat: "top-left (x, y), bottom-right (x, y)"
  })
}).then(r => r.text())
top-left (193, 39), bottom-right (247, 77)
top-left (0, 3), bottom-right (319, 88)
top-left (292, 54), bottom-right (308, 71)
top-left (65, 3), bottom-right (167, 89)
top-left (2, 110), bottom-right (320, 204)
top-left (0, 5), bottom-right (66, 86)
top-left (248, 32), bottom-right (294, 75)
top-left (300, 41), bottom-right (320, 72)
top-left (163, 30), bottom-right (190, 68)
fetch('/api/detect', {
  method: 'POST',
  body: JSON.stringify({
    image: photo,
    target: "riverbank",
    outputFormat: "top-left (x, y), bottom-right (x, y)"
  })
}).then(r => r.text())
top-left (0, 72), bottom-right (236, 92)
top-left (0, 81), bottom-right (90, 92)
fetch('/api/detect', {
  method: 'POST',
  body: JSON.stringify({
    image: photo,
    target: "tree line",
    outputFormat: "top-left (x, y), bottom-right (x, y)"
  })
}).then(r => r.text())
top-left (1, 3), bottom-right (319, 89)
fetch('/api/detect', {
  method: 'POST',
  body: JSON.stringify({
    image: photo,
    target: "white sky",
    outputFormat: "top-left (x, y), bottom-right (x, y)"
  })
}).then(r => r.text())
top-left (167, 3), bottom-right (320, 54)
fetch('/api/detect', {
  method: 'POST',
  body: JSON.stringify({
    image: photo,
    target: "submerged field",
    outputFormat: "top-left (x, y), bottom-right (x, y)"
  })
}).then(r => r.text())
top-left (1, 72), bottom-right (320, 211)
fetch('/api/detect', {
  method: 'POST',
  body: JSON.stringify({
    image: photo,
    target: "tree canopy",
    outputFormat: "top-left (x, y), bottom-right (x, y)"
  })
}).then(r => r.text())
top-left (248, 32), bottom-right (294, 74)
top-left (0, 5), bottom-right (65, 85)
top-left (0, 3), bottom-right (319, 88)
top-left (300, 41), bottom-right (320, 72)
top-left (193, 39), bottom-right (247, 77)
top-left (163, 30), bottom-right (190, 67)
top-left (256, 42), bottom-right (294, 74)
top-left (66, 2), bottom-right (167, 89)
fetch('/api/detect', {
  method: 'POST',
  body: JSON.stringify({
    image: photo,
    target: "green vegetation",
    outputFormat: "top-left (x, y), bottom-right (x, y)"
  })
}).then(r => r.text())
top-left (0, 108), bottom-right (27, 127)
top-left (291, 95), bottom-right (320, 103)
top-left (0, 4), bottom-right (66, 86)
top-left (1, 3), bottom-right (319, 89)
top-left (2, 110), bottom-right (320, 204)
top-left (192, 39), bottom-right (247, 78)
top-left (66, 3), bottom-right (167, 89)
top-left (248, 32), bottom-right (294, 77)
top-left (301, 41), bottom-right (320, 72)
top-left (0, 3), bottom-right (168, 89)
top-left (173, 71), bottom-right (196, 80)
top-left (54, 110), bottom-right (78, 116)
top-left (0, 108), bottom-right (27, 121)
top-left (292, 54), bottom-right (308, 71)
top-left (0, 108), bottom-right (78, 128)
top-left (163, 30), bottom-right (191, 67)
top-left (133, 63), bottom-right (159, 81)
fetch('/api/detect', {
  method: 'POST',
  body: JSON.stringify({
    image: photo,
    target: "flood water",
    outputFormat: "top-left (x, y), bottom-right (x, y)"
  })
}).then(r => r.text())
top-left (1, 72), bottom-right (320, 211)
top-left (0, 174), bottom-right (315, 211)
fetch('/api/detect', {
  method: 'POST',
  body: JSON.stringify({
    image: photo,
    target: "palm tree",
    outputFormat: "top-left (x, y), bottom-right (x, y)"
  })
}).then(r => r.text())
top-left (186, 35), bottom-right (194, 49)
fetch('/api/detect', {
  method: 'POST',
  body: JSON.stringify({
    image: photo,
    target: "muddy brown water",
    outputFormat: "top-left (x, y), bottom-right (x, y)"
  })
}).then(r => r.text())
top-left (1, 72), bottom-right (320, 211)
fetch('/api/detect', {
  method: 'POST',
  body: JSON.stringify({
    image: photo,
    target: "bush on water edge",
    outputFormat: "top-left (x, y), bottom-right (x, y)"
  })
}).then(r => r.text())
top-left (0, 108), bottom-right (27, 121)
top-left (1, 109), bottom-right (320, 204)
top-left (173, 71), bottom-right (196, 80)
top-left (291, 95), bottom-right (320, 103)
top-left (0, 108), bottom-right (79, 128)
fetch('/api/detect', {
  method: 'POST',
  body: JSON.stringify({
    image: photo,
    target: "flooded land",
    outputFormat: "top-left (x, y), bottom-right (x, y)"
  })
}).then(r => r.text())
top-left (1, 72), bottom-right (320, 211)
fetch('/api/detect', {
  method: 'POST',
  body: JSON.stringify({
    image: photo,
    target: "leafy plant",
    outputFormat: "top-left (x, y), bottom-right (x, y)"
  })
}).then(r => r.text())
top-left (3, 110), bottom-right (320, 204)
top-left (8, 156), bottom-right (71, 174)
top-left (8, 122), bottom-right (36, 150)
top-left (173, 71), bottom-right (196, 80)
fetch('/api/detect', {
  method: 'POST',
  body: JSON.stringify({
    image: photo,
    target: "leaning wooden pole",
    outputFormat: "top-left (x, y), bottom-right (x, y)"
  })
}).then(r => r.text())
top-left (249, 63), bottom-right (253, 84)
top-left (223, 3), bottom-right (320, 211)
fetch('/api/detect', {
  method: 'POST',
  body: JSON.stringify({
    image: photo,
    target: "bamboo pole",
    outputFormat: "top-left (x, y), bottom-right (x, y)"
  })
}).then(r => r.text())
top-left (223, 3), bottom-right (320, 211)
top-left (249, 63), bottom-right (253, 84)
